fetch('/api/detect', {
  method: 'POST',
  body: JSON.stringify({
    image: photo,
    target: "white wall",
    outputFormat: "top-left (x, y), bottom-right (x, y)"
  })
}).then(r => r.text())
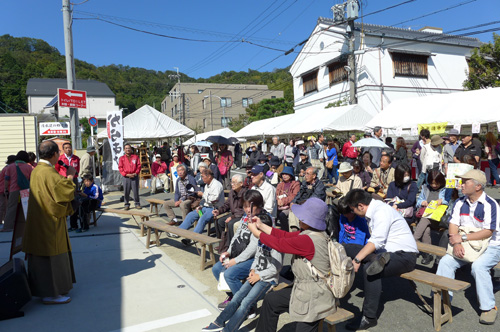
top-left (28, 96), bottom-right (119, 120)
top-left (291, 24), bottom-right (475, 115)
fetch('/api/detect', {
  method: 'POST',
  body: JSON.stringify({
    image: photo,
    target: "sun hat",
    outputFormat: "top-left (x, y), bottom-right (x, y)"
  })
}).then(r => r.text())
top-left (295, 140), bottom-right (304, 145)
top-left (456, 169), bottom-right (487, 187)
top-left (246, 160), bottom-right (256, 169)
top-left (250, 165), bottom-right (264, 174)
top-left (430, 135), bottom-right (444, 146)
top-left (249, 142), bottom-right (257, 147)
top-left (269, 156), bottom-right (281, 167)
top-left (155, 154), bottom-right (161, 158)
top-left (338, 162), bottom-right (353, 173)
top-left (448, 128), bottom-right (460, 136)
top-left (87, 145), bottom-right (96, 153)
top-left (299, 151), bottom-right (307, 156)
top-left (281, 166), bottom-right (295, 178)
top-left (291, 197), bottom-right (328, 231)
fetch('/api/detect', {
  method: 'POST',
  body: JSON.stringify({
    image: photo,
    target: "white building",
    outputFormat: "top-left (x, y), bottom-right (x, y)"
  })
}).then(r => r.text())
top-left (290, 19), bottom-right (482, 115)
top-left (26, 78), bottom-right (119, 131)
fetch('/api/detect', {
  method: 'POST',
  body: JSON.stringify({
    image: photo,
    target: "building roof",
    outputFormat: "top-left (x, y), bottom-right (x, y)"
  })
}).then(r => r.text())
top-left (168, 82), bottom-right (272, 94)
top-left (317, 18), bottom-right (482, 48)
top-left (26, 78), bottom-right (115, 97)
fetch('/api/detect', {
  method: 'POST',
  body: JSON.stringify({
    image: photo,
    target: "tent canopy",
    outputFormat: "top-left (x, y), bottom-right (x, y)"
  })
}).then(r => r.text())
top-left (183, 127), bottom-right (236, 146)
top-left (97, 105), bottom-right (194, 140)
top-left (271, 104), bottom-right (376, 135)
top-left (365, 87), bottom-right (500, 130)
top-left (235, 104), bottom-right (376, 138)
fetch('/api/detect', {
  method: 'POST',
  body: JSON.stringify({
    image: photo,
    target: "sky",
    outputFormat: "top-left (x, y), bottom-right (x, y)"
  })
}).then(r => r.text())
top-left (1, 0), bottom-right (499, 78)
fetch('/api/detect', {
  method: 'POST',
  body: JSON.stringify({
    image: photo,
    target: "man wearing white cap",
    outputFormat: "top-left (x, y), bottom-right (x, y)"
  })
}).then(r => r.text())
top-left (436, 169), bottom-right (500, 325)
top-left (335, 162), bottom-right (363, 197)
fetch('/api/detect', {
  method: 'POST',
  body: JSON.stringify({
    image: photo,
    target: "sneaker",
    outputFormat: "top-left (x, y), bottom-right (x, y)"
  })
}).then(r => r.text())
top-left (479, 307), bottom-right (498, 325)
top-left (247, 307), bottom-right (257, 319)
top-left (68, 227), bottom-right (77, 232)
top-left (124, 206), bottom-right (130, 211)
top-left (217, 296), bottom-right (232, 311)
top-left (201, 322), bottom-right (224, 332)
top-left (421, 253), bottom-right (433, 266)
top-left (181, 239), bottom-right (195, 246)
top-left (135, 205), bottom-right (142, 210)
top-left (167, 232), bottom-right (180, 238)
top-left (366, 252), bottom-right (391, 276)
top-left (346, 315), bottom-right (378, 331)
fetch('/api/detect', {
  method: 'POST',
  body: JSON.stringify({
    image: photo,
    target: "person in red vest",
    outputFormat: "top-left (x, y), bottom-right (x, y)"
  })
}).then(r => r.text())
top-left (55, 142), bottom-right (80, 177)
top-left (119, 144), bottom-right (142, 210)
top-left (55, 142), bottom-right (81, 232)
top-left (342, 134), bottom-right (360, 165)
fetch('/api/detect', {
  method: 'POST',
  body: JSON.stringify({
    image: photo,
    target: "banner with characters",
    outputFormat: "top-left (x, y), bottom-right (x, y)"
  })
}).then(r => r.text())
top-left (106, 110), bottom-right (124, 171)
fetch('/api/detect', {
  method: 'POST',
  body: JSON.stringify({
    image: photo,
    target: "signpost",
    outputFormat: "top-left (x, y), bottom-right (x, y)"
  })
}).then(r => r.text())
top-left (58, 88), bottom-right (87, 109)
top-left (39, 122), bottom-right (71, 136)
top-left (88, 117), bottom-right (98, 127)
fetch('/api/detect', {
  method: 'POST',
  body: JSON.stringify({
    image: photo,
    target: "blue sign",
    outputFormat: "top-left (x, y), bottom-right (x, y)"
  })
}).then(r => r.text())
top-left (88, 117), bottom-right (98, 127)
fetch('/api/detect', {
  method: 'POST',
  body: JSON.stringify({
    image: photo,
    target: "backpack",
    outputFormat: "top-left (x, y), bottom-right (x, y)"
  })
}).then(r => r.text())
top-left (305, 233), bottom-right (355, 299)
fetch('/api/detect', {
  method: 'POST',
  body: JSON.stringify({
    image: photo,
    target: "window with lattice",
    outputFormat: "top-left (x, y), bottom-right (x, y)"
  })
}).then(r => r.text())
top-left (391, 52), bottom-right (429, 78)
top-left (328, 60), bottom-right (348, 85)
top-left (302, 70), bottom-right (318, 95)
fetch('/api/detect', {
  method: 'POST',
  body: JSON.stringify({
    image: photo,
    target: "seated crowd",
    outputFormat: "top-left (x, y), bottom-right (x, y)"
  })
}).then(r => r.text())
top-left (119, 130), bottom-right (500, 330)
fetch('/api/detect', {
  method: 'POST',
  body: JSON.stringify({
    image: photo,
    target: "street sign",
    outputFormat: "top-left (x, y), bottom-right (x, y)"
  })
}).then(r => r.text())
top-left (88, 117), bottom-right (98, 127)
top-left (58, 88), bottom-right (87, 109)
top-left (39, 122), bottom-right (70, 136)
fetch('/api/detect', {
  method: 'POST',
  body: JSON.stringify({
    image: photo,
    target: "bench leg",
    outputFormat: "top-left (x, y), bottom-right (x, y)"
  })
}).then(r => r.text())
top-left (432, 287), bottom-right (452, 331)
top-left (92, 211), bottom-right (97, 227)
top-left (145, 227), bottom-right (151, 249)
top-left (154, 229), bottom-right (160, 247)
top-left (200, 244), bottom-right (207, 271)
top-left (140, 217), bottom-right (148, 237)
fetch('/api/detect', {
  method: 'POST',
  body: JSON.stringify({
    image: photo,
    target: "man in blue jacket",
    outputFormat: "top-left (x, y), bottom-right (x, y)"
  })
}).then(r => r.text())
top-left (162, 164), bottom-right (199, 226)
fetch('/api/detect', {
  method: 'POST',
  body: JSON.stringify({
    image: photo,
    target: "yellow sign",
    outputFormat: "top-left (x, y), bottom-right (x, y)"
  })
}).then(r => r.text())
top-left (418, 122), bottom-right (448, 135)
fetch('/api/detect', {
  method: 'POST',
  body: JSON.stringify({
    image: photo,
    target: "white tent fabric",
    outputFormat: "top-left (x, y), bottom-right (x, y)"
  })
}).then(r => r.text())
top-left (365, 87), bottom-right (500, 129)
top-left (234, 114), bottom-right (295, 138)
top-left (183, 128), bottom-right (236, 146)
top-left (271, 104), bottom-right (377, 135)
top-left (97, 105), bottom-right (194, 140)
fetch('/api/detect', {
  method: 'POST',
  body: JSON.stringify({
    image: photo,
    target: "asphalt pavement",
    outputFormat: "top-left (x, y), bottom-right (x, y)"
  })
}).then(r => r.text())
top-left (0, 176), bottom-right (499, 332)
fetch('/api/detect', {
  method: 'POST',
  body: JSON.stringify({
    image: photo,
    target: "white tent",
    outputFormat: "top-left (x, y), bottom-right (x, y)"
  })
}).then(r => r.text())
top-left (97, 105), bottom-right (194, 140)
top-left (235, 114), bottom-right (295, 138)
top-left (365, 87), bottom-right (500, 130)
top-left (183, 127), bottom-right (236, 146)
top-left (271, 104), bottom-right (377, 135)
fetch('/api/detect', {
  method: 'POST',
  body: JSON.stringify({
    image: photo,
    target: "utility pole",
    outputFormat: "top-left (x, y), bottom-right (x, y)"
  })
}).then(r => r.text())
top-left (346, 0), bottom-right (358, 104)
top-left (169, 67), bottom-right (181, 123)
top-left (333, 0), bottom-right (359, 105)
top-left (209, 90), bottom-right (214, 130)
top-left (62, 0), bottom-right (80, 148)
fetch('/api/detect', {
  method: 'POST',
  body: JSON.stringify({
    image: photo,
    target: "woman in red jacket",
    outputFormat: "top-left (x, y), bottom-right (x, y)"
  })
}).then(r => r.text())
top-left (276, 166), bottom-right (300, 231)
top-left (216, 144), bottom-right (234, 190)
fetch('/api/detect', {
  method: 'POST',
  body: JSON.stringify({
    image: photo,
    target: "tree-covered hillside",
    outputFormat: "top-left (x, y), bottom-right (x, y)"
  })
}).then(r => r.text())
top-left (0, 34), bottom-right (292, 114)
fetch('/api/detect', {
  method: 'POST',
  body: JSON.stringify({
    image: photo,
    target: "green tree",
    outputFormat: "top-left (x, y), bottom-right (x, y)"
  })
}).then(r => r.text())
top-left (228, 113), bottom-right (249, 132)
top-left (246, 98), bottom-right (293, 122)
top-left (464, 33), bottom-right (500, 90)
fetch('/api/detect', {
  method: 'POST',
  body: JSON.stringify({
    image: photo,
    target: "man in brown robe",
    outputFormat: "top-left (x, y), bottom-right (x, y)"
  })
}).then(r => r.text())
top-left (22, 140), bottom-right (77, 304)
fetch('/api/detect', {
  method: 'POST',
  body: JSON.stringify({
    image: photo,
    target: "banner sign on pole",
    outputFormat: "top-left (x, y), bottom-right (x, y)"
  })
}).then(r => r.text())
top-left (106, 110), bottom-right (124, 171)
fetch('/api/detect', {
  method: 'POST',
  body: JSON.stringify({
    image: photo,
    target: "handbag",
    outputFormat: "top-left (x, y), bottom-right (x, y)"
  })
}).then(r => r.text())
top-left (326, 159), bottom-right (334, 169)
top-left (415, 207), bottom-right (426, 218)
top-left (217, 272), bottom-right (231, 292)
top-left (446, 226), bottom-right (492, 263)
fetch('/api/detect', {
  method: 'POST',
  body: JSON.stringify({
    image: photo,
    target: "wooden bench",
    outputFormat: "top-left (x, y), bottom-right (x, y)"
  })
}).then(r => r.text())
top-left (318, 308), bottom-right (355, 332)
top-left (417, 241), bottom-right (500, 269)
top-left (96, 208), bottom-right (153, 237)
top-left (145, 198), bottom-right (165, 216)
top-left (400, 269), bottom-right (470, 331)
top-left (142, 219), bottom-right (221, 270)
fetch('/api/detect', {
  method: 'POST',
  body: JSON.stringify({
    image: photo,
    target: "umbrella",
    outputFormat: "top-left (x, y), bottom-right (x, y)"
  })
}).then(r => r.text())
top-left (351, 138), bottom-right (389, 149)
top-left (191, 141), bottom-right (213, 148)
top-left (206, 135), bottom-right (234, 145)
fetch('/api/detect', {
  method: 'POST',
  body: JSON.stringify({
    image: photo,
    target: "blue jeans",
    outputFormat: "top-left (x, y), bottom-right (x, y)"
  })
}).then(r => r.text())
top-left (436, 246), bottom-right (500, 310)
top-left (178, 206), bottom-right (214, 233)
top-left (416, 171), bottom-right (427, 191)
top-left (488, 158), bottom-right (500, 185)
top-left (215, 280), bottom-right (273, 332)
top-left (212, 259), bottom-right (254, 296)
top-left (327, 165), bottom-right (338, 184)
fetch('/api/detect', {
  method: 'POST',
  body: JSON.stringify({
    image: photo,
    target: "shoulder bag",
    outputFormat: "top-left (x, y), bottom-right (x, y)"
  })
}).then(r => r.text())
top-left (446, 226), bottom-right (492, 263)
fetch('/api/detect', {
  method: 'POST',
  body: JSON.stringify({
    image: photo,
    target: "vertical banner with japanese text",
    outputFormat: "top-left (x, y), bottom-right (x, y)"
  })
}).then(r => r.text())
top-left (107, 110), bottom-right (124, 171)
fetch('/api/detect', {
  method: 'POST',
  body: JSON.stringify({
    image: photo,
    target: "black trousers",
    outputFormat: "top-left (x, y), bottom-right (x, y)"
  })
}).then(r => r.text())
top-left (361, 251), bottom-right (417, 318)
top-left (214, 214), bottom-right (239, 243)
top-left (79, 199), bottom-right (99, 230)
top-left (342, 243), bottom-right (364, 260)
top-left (256, 286), bottom-right (321, 332)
